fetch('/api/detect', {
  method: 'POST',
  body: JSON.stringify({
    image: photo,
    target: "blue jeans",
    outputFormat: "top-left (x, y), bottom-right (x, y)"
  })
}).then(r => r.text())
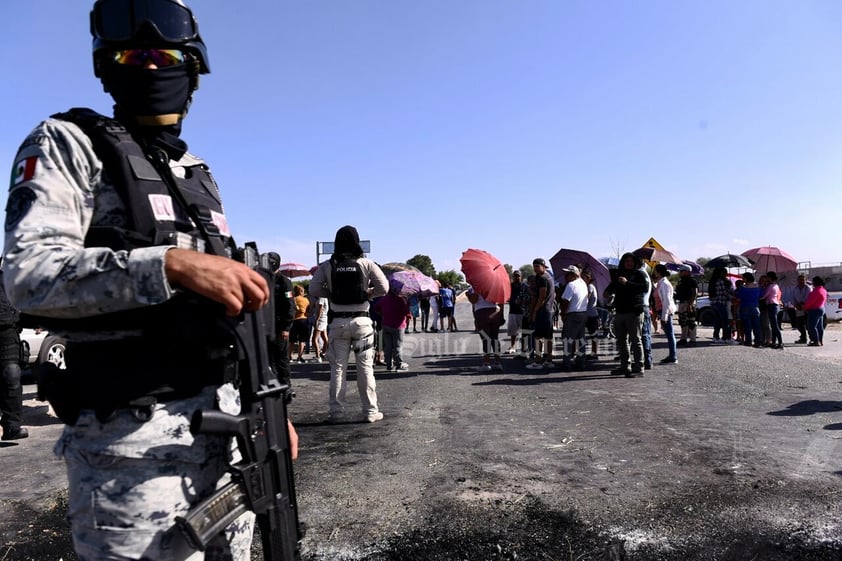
top-left (662, 312), bottom-right (677, 359)
top-left (712, 302), bottom-right (731, 340)
top-left (642, 306), bottom-right (653, 366)
top-left (767, 303), bottom-right (783, 346)
top-left (807, 308), bottom-right (824, 344)
top-left (740, 308), bottom-right (760, 346)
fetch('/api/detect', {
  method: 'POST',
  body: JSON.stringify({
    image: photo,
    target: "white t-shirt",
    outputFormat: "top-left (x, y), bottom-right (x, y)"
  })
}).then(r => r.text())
top-left (561, 278), bottom-right (589, 313)
top-left (472, 291), bottom-right (498, 311)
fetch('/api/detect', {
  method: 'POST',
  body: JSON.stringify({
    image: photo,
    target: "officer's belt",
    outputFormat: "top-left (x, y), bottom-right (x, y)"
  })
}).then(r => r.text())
top-left (328, 311), bottom-right (369, 321)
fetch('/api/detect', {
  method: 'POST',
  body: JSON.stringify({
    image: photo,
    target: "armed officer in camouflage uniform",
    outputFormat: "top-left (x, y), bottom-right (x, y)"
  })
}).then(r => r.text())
top-left (3, 1), bottom-right (298, 559)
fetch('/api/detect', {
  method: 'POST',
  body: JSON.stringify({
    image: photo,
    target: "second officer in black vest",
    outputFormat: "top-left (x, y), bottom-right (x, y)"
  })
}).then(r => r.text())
top-left (310, 226), bottom-right (388, 423)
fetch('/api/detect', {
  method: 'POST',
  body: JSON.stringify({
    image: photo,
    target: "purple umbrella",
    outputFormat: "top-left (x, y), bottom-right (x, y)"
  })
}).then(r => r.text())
top-left (549, 248), bottom-right (611, 296)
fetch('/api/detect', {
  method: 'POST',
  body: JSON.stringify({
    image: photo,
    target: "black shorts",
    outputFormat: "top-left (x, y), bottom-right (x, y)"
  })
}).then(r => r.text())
top-left (532, 310), bottom-right (553, 339)
top-left (586, 316), bottom-right (599, 335)
top-left (440, 306), bottom-right (454, 317)
top-left (289, 319), bottom-right (309, 343)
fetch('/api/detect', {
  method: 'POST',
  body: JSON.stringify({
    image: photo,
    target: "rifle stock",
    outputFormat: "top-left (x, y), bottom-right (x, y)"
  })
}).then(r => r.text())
top-left (176, 242), bottom-right (304, 560)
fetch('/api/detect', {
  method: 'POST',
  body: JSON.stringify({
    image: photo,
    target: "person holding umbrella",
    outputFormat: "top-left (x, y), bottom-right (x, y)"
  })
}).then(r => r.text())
top-left (763, 271), bottom-right (784, 349)
top-left (373, 282), bottom-right (411, 372)
top-left (709, 267), bottom-right (735, 344)
top-left (467, 287), bottom-right (504, 372)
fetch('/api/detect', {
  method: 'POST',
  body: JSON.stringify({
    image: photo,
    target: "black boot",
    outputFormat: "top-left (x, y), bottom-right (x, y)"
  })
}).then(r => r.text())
top-left (2, 426), bottom-right (28, 440)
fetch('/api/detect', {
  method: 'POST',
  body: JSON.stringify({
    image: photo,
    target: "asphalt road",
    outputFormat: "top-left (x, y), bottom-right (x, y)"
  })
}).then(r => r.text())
top-left (4, 302), bottom-right (842, 560)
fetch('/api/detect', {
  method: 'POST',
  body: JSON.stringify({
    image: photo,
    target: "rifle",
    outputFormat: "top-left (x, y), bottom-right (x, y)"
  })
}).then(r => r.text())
top-left (176, 242), bottom-right (305, 560)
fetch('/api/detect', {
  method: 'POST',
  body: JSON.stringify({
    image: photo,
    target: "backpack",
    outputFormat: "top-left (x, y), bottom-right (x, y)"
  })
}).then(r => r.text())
top-left (330, 254), bottom-right (368, 305)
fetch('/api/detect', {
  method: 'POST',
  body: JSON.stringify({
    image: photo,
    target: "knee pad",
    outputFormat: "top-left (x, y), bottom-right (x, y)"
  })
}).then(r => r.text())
top-left (1, 362), bottom-right (21, 387)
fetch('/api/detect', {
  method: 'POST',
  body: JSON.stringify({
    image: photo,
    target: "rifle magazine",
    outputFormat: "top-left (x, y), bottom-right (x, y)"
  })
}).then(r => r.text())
top-left (176, 481), bottom-right (249, 551)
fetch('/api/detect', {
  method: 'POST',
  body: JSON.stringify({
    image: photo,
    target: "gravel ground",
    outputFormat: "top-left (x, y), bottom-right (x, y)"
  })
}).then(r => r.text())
top-left (3, 307), bottom-right (842, 561)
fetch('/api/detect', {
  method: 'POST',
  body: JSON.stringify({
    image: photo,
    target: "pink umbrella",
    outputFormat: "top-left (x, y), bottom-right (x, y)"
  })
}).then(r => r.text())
top-left (459, 249), bottom-right (511, 304)
top-left (278, 262), bottom-right (312, 278)
top-left (388, 270), bottom-right (439, 298)
top-left (741, 246), bottom-right (798, 273)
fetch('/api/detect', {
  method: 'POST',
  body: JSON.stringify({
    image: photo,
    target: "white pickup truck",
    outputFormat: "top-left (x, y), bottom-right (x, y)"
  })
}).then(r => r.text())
top-left (695, 292), bottom-right (842, 327)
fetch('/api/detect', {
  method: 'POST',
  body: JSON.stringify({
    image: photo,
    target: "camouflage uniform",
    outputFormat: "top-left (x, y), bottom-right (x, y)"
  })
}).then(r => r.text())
top-left (4, 118), bottom-right (254, 560)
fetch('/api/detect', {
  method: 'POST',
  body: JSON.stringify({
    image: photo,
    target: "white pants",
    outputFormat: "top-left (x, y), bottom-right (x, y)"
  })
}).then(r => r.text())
top-left (326, 316), bottom-right (379, 417)
top-left (429, 299), bottom-right (440, 329)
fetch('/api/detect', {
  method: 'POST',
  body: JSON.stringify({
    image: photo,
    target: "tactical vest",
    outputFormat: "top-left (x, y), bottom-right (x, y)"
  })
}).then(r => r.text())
top-left (29, 109), bottom-right (240, 413)
top-left (330, 254), bottom-right (367, 305)
top-left (24, 108), bottom-right (236, 334)
top-left (55, 108), bottom-right (231, 253)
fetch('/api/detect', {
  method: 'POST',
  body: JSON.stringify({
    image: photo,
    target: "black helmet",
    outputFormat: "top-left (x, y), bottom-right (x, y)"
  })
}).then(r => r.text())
top-left (91, 0), bottom-right (210, 76)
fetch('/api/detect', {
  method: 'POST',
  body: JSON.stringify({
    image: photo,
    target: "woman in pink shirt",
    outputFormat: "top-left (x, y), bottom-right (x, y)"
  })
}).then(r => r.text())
top-left (763, 271), bottom-right (784, 349)
top-left (804, 276), bottom-right (828, 346)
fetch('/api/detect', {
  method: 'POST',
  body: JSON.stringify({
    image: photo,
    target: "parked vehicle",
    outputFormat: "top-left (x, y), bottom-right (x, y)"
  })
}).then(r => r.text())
top-left (694, 293), bottom-right (841, 327)
top-left (19, 328), bottom-right (66, 371)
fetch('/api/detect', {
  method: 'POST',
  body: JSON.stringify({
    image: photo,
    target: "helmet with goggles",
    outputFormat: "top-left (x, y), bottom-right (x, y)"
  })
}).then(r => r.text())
top-left (91, 0), bottom-right (209, 76)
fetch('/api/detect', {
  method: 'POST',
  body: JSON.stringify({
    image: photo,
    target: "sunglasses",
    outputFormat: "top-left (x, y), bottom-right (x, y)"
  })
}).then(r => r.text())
top-left (111, 48), bottom-right (186, 67)
top-left (92, 0), bottom-right (198, 43)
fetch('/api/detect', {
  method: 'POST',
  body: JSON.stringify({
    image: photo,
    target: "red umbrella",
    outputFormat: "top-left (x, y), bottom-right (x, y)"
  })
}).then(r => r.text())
top-left (278, 262), bottom-right (312, 278)
top-left (459, 249), bottom-right (511, 304)
top-left (741, 246), bottom-right (798, 273)
top-left (549, 248), bottom-right (611, 296)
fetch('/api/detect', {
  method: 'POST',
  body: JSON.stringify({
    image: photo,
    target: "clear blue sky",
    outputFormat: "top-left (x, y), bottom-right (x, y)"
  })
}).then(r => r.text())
top-left (5, 1), bottom-right (842, 276)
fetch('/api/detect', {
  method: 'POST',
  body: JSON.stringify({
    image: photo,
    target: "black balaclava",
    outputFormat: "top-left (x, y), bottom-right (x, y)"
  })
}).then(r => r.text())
top-left (101, 63), bottom-right (193, 160)
top-left (333, 225), bottom-right (364, 258)
top-left (266, 252), bottom-right (281, 273)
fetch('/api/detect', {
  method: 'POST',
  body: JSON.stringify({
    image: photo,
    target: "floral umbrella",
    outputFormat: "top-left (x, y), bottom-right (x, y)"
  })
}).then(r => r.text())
top-left (278, 262), bottom-right (312, 278)
top-left (459, 249), bottom-right (511, 304)
top-left (379, 262), bottom-right (420, 276)
top-left (388, 270), bottom-right (440, 298)
top-left (632, 246), bottom-right (683, 265)
top-left (741, 246), bottom-right (798, 273)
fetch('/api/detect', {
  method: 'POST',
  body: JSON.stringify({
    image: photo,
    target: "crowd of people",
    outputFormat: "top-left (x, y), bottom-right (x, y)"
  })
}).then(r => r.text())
top-left (713, 270), bottom-right (828, 348)
top-left (460, 255), bottom-right (832, 379)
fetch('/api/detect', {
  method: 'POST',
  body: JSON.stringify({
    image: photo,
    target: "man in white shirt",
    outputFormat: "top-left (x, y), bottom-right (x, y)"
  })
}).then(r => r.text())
top-left (559, 266), bottom-right (590, 371)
